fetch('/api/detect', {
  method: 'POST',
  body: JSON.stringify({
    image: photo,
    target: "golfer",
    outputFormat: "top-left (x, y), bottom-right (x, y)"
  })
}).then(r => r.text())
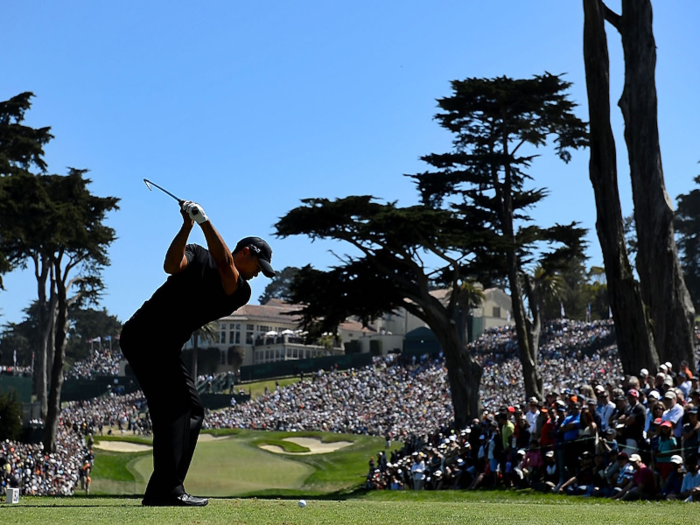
top-left (120, 200), bottom-right (275, 506)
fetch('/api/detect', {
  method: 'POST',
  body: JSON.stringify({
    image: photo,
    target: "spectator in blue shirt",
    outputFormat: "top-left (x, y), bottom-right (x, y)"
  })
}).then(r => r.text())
top-left (561, 402), bottom-right (582, 479)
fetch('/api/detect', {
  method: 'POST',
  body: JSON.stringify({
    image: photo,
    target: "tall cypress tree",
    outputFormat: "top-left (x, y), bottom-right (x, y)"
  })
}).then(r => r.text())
top-left (409, 74), bottom-right (588, 400)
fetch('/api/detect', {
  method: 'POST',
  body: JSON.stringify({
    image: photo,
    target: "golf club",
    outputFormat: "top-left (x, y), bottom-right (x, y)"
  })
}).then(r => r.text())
top-left (143, 179), bottom-right (199, 216)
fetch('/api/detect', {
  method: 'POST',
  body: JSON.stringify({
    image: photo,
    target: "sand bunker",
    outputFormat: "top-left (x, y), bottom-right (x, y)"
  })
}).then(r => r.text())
top-left (92, 433), bottom-right (228, 452)
top-left (93, 441), bottom-right (152, 453)
top-left (197, 433), bottom-right (232, 443)
top-left (259, 437), bottom-right (353, 455)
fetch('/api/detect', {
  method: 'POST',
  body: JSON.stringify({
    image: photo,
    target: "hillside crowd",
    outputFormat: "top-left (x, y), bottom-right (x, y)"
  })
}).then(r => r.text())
top-left (366, 368), bottom-right (700, 501)
top-left (204, 320), bottom-right (619, 436)
top-left (1, 420), bottom-right (91, 496)
top-left (65, 348), bottom-right (123, 380)
top-left (0, 392), bottom-right (148, 496)
top-left (4, 319), bottom-right (700, 499)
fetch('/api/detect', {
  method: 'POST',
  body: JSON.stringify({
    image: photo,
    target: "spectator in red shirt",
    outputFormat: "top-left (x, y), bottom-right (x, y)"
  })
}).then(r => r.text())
top-left (613, 453), bottom-right (657, 501)
top-left (539, 409), bottom-right (556, 451)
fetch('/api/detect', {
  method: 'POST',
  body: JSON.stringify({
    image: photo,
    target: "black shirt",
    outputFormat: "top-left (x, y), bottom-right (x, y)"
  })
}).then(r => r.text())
top-left (626, 402), bottom-right (647, 442)
top-left (129, 244), bottom-right (251, 345)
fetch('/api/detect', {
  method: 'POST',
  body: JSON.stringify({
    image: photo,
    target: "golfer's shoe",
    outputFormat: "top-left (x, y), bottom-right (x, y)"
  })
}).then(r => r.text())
top-left (142, 493), bottom-right (209, 507)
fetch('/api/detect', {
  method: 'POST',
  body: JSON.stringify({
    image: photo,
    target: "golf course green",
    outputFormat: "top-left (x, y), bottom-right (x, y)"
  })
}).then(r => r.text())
top-left (89, 429), bottom-right (392, 497)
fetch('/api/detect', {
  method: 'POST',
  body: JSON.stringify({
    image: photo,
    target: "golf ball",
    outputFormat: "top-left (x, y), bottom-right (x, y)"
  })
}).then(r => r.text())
top-left (298, 499), bottom-right (307, 508)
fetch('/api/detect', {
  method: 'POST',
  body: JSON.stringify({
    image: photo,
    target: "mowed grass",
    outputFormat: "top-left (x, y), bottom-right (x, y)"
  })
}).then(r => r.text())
top-left (2, 492), bottom-right (698, 525)
top-left (89, 429), bottom-right (394, 497)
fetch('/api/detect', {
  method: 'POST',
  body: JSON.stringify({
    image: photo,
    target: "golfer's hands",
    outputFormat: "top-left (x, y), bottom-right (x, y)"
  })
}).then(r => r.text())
top-left (180, 200), bottom-right (209, 224)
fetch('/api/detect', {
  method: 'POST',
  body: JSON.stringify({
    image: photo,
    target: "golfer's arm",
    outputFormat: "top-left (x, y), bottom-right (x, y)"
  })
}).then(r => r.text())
top-left (164, 222), bottom-right (194, 274)
top-left (199, 221), bottom-right (239, 294)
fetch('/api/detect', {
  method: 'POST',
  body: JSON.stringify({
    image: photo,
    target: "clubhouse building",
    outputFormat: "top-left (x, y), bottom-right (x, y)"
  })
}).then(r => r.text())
top-left (186, 288), bottom-right (513, 373)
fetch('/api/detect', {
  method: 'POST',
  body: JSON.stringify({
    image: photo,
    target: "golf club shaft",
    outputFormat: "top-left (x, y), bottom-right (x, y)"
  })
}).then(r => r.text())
top-left (143, 178), bottom-right (200, 216)
top-left (143, 179), bottom-right (181, 202)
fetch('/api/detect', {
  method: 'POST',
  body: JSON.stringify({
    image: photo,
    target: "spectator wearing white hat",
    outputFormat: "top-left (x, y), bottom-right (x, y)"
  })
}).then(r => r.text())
top-left (660, 455), bottom-right (684, 499)
top-left (665, 362), bottom-right (675, 380)
top-left (525, 398), bottom-right (540, 441)
top-left (675, 456), bottom-right (700, 502)
top-left (661, 390), bottom-right (684, 440)
top-left (410, 452), bottom-right (426, 490)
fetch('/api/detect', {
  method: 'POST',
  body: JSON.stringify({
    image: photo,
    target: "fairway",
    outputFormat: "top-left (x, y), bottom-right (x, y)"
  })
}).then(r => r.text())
top-left (1, 493), bottom-right (696, 525)
top-left (89, 430), bottom-right (390, 497)
top-left (132, 435), bottom-right (314, 496)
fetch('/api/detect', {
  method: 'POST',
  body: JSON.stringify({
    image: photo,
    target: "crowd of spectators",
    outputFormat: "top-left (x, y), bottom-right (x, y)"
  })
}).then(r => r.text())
top-left (65, 348), bottom-right (123, 380)
top-left (204, 357), bottom-right (453, 437)
top-left (366, 365), bottom-right (700, 502)
top-left (1, 421), bottom-right (92, 496)
top-left (204, 320), bottom-right (619, 437)
top-left (5, 318), bottom-right (700, 500)
top-left (59, 391), bottom-right (150, 438)
top-left (0, 391), bottom-right (148, 497)
top-left (0, 365), bottom-right (33, 376)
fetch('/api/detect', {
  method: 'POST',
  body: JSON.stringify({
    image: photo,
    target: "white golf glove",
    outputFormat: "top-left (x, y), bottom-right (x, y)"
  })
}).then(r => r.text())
top-left (181, 200), bottom-right (209, 224)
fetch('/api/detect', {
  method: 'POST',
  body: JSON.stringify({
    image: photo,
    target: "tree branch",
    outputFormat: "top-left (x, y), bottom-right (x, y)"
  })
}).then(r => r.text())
top-left (510, 138), bottom-right (528, 158)
top-left (602, 1), bottom-right (621, 31)
top-left (341, 236), bottom-right (420, 293)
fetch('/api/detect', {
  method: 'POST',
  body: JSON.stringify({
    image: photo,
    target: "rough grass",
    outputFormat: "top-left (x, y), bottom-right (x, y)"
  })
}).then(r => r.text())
top-left (2, 493), bottom-right (697, 525)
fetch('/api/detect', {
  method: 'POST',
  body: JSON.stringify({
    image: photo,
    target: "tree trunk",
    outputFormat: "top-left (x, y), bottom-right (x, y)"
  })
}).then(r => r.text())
top-left (524, 279), bottom-right (544, 385)
top-left (616, 0), bottom-right (696, 370)
top-left (582, 0), bottom-right (658, 374)
top-left (43, 267), bottom-right (69, 453)
top-left (420, 298), bottom-right (482, 427)
top-left (507, 252), bottom-right (542, 400)
top-left (34, 255), bottom-right (51, 420)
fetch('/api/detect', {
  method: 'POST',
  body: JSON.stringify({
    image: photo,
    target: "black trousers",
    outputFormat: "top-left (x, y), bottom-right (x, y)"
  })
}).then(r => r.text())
top-left (120, 320), bottom-right (204, 498)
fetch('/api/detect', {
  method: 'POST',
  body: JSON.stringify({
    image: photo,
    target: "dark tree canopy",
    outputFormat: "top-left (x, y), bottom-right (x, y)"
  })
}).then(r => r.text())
top-left (675, 174), bottom-right (700, 311)
top-left (0, 92), bottom-right (120, 452)
top-left (0, 92), bottom-right (53, 176)
top-left (409, 73), bottom-right (588, 399)
top-left (258, 266), bottom-right (300, 305)
top-left (276, 196), bottom-right (488, 423)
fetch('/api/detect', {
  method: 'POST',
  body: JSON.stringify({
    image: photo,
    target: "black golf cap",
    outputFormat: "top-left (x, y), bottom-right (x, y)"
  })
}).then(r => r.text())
top-left (235, 236), bottom-right (276, 278)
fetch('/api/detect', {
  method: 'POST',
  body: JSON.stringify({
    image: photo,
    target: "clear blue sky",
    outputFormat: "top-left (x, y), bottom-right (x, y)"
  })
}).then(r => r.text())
top-left (1, 1), bottom-right (699, 326)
